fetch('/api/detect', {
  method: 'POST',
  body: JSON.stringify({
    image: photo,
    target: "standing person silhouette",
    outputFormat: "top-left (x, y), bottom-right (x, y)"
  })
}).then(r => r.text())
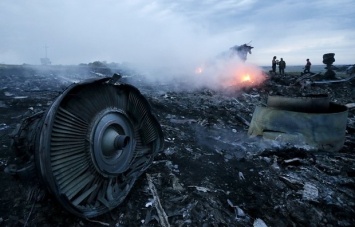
top-left (304, 59), bottom-right (311, 73)
top-left (278, 58), bottom-right (286, 75)
top-left (272, 56), bottom-right (277, 75)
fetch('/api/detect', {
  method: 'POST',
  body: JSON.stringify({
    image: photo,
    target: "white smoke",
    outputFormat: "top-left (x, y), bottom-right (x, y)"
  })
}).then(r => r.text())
top-left (137, 53), bottom-right (266, 91)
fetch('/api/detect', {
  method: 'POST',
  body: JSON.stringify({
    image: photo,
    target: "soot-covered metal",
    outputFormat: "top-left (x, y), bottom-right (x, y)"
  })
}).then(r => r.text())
top-left (248, 94), bottom-right (348, 152)
top-left (1, 64), bottom-right (355, 226)
top-left (8, 76), bottom-right (164, 218)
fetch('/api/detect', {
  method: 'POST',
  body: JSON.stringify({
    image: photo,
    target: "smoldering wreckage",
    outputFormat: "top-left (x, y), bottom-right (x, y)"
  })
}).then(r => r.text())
top-left (0, 49), bottom-right (355, 226)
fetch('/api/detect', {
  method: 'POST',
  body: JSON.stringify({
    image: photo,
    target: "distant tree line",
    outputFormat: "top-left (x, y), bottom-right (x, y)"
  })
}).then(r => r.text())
top-left (79, 61), bottom-right (136, 76)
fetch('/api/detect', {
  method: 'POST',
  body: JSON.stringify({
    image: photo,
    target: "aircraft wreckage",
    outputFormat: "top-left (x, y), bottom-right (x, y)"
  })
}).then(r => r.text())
top-left (219, 43), bottom-right (254, 62)
top-left (6, 74), bottom-right (164, 218)
top-left (2, 50), bottom-right (354, 225)
top-left (3, 42), bottom-right (255, 219)
top-left (248, 94), bottom-right (348, 152)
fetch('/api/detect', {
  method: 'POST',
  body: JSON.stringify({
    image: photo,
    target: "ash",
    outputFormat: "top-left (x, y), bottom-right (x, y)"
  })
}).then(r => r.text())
top-left (0, 65), bottom-right (354, 226)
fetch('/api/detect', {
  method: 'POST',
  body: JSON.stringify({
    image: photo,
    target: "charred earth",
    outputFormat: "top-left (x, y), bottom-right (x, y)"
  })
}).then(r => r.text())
top-left (0, 64), bottom-right (355, 226)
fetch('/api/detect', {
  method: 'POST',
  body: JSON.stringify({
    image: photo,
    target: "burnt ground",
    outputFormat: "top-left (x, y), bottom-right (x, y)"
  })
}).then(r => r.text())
top-left (0, 64), bottom-right (355, 226)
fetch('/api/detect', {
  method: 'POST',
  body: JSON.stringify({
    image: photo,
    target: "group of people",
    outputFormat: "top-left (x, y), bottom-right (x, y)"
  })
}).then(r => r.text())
top-left (271, 56), bottom-right (286, 75)
top-left (271, 56), bottom-right (311, 75)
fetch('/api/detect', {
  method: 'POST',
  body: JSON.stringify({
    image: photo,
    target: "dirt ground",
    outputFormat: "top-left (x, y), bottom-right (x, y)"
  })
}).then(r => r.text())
top-left (0, 64), bottom-right (354, 226)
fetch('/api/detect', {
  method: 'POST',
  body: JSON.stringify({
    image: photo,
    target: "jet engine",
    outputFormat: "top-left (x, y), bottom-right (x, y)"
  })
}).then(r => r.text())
top-left (8, 75), bottom-right (164, 218)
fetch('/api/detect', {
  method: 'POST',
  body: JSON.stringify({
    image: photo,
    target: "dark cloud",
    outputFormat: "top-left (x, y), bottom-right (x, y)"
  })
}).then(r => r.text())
top-left (0, 0), bottom-right (354, 67)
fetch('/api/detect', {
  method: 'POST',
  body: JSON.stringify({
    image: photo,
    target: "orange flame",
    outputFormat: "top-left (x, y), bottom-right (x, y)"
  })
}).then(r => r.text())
top-left (223, 69), bottom-right (265, 88)
top-left (241, 74), bottom-right (252, 83)
top-left (192, 61), bottom-right (266, 89)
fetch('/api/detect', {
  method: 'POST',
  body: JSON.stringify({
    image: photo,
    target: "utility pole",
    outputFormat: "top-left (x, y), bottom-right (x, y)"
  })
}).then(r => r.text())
top-left (40, 44), bottom-right (51, 65)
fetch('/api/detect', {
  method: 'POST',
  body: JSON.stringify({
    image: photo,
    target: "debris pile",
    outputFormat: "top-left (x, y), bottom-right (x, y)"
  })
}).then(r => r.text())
top-left (0, 65), bottom-right (354, 226)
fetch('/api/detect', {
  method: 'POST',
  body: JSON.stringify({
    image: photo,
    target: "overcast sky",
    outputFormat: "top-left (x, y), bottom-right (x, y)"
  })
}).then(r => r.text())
top-left (0, 0), bottom-right (354, 68)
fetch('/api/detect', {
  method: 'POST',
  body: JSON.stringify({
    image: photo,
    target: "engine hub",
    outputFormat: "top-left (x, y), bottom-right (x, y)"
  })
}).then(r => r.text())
top-left (91, 109), bottom-right (134, 176)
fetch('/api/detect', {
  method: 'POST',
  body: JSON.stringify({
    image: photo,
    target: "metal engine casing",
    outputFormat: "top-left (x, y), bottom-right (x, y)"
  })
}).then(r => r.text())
top-left (9, 76), bottom-right (164, 218)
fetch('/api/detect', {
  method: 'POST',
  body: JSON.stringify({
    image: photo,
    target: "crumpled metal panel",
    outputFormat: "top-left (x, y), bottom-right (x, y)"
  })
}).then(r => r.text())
top-left (248, 95), bottom-right (348, 152)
